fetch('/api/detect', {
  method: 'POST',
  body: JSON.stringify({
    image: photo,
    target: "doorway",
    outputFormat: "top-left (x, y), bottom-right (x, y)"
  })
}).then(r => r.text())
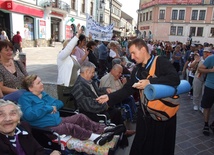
top-left (0, 11), bottom-right (11, 40)
top-left (51, 17), bottom-right (61, 42)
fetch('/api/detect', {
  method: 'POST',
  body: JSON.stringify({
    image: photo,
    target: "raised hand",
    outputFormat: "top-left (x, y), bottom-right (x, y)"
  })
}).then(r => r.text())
top-left (76, 23), bottom-right (83, 37)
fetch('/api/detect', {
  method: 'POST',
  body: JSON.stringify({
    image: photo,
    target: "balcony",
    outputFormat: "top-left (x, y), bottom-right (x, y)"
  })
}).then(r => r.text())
top-left (41, 0), bottom-right (71, 13)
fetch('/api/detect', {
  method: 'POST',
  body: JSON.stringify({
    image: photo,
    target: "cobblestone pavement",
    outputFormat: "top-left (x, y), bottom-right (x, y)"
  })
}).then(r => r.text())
top-left (21, 43), bottom-right (214, 155)
top-left (175, 94), bottom-right (214, 155)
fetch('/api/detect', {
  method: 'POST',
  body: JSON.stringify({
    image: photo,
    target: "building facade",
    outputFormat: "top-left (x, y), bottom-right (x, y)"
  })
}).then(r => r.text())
top-left (97, 0), bottom-right (123, 36)
top-left (120, 11), bottom-right (136, 37)
top-left (0, 0), bottom-right (135, 47)
top-left (138, 0), bottom-right (214, 44)
top-left (0, 0), bottom-right (97, 47)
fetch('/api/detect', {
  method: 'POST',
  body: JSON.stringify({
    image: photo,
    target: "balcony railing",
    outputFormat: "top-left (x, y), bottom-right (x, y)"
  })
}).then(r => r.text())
top-left (41, 0), bottom-right (71, 13)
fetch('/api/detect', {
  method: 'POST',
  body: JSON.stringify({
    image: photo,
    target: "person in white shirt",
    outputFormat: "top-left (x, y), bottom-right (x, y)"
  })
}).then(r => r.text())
top-left (57, 24), bottom-right (82, 109)
top-left (0, 31), bottom-right (9, 41)
top-left (108, 41), bottom-right (120, 59)
top-left (147, 41), bottom-right (154, 55)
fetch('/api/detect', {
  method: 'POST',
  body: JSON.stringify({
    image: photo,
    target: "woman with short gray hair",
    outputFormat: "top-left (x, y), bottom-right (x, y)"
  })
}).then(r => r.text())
top-left (0, 99), bottom-right (61, 155)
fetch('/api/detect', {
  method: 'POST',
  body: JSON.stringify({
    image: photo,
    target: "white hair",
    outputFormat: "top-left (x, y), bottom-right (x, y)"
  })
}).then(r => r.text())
top-left (0, 99), bottom-right (22, 117)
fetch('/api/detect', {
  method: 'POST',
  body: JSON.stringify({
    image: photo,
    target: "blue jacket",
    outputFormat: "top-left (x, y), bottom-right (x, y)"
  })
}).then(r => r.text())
top-left (18, 91), bottom-right (63, 128)
top-left (98, 43), bottom-right (108, 60)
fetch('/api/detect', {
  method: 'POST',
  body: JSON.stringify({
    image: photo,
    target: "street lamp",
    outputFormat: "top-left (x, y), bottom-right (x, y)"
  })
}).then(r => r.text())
top-left (136, 0), bottom-right (142, 37)
top-left (100, 0), bottom-right (105, 8)
top-left (136, 9), bottom-right (141, 37)
top-left (109, 0), bottom-right (112, 24)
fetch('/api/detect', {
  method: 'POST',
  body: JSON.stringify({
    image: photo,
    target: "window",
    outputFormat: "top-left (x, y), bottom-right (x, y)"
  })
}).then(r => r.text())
top-left (150, 11), bottom-right (152, 20)
top-left (210, 0), bottom-right (214, 4)
top-left (172, 10), bottom-right (178, 20)
top-left (100, 14), bottom-right (103, 23)
top-left (197, 27), bottom-right (203, 36)
top-left (143, 31), bottom-right (146, 38)
top-left (24, 16), bottom-right (34, 40)
top-left (159, 10), bottom-right (165, 19)
top-left (143, 13), bottom-right (145, 21)
top-left (146, 12), bottom-right (148, 21)
top-left (190, 27), bottom-right (196, 36)
top-left (177, 26), bottom-right (183, 36)
top-left (210, 28), bottom-right (214, 37)
top-left (139, 13), bottom-right (142, 22)
top-left (90, 2), bottom-right (93, 15)
top-left (81, 0), bottom-right (85, 13)
top-left (117, 9), bottom-right (120, 16)
top-left (191, 10), bottom-right (198, 20)
top-left (114, 7), bottom-right (117, 15)
top-left (115, 8), bottom-right (118, 16)
top-left (170, 26), bottom-right (183, 36)
top-left (199, 10), bottom-right (206, 20)
top-left (71, 0), bottom-right (75, 10)
top-left (170, 26), bottom-right (176, 35)
top-left (149, 31), bottom-right (152, 39)
top-left (179, 10), bottom-right (185, 20)
top-left (111, 6), bottom-right (113, 15)
top-left (212, 11), bottom-right (214, 20)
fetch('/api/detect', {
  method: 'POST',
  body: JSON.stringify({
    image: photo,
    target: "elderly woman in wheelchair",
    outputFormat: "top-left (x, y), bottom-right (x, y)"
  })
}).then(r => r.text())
top-left (18, 75), bottom-right (125, 147)
top-left (0, 99), bottom-right (61, 155)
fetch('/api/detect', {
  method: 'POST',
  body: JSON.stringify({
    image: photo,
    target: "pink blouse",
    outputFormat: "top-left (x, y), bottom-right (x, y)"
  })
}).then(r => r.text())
top-left (74, 46), bottom-right (89, 65)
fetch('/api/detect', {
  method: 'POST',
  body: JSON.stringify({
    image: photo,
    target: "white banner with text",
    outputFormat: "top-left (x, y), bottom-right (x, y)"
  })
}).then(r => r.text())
top-left (85, 14), bottom-right (114, 41)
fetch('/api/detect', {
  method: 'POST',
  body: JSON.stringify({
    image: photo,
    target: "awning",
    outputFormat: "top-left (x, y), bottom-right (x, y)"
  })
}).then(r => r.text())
top-left (0, 0), bottom-right (44, 18)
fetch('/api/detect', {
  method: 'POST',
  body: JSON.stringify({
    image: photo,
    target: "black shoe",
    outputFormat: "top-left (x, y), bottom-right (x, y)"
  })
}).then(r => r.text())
top-left (104, 124), bottom-right (126, 135)
top-left (203, 125), bottom-right (210, 136)
top-left (94, 132), bottom-right (114, 146)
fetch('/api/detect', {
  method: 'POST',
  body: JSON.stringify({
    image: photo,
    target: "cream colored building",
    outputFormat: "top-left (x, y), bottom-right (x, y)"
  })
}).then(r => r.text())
top-left (138, 0), bottom-right (214, 44)
top-left (0, 0), bottom-right (135, 47)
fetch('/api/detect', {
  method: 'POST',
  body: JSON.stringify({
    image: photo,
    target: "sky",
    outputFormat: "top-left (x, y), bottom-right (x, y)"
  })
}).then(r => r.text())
top-left (119, 0), bottom-right (139, 21)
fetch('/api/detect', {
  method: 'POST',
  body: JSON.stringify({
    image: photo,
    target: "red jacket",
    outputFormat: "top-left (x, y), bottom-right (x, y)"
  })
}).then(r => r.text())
top-left (13, 34), bottom-right (22, 44)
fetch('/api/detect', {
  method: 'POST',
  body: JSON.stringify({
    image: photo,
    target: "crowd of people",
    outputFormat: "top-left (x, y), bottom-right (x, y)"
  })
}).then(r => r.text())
top-left (139, 39), bottom-right (214, 138)
top-left (0, 24), bottom-right (214, 155)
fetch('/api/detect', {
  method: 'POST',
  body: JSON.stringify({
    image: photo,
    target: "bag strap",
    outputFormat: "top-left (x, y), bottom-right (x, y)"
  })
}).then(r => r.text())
top-left (147, 56), bottom-right (178, 98)
top-left (15, 60), bottom-right (24, 74)
top-left (147, 56), bottom-right (158, 79)
top-left (139, 56), bottom-right (158, 116)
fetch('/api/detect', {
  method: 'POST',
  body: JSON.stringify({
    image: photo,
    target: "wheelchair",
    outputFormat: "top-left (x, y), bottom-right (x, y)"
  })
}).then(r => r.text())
top-left (62, 91), bottom-right (114, 126)
top-left (4, 90), bottom-right (122, 155)
top-left (31, 109), bottom-right (121, 155)
top-left (115, 96), bottom-right (138, 123)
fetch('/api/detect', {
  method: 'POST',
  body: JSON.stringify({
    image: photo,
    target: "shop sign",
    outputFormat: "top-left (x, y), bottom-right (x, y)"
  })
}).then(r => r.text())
top-left (65, 25), bottom-right (72, 39)
top-left (142, 0), bottom-right (202, 8)
top-left (5, 1), bottom-right (13, 9)
top-left (39, 20), bottom-right (46, 38)
top-left (140, 26), bottom-right (150, 30)
top-left (70, 17), bottom-right (75, 22)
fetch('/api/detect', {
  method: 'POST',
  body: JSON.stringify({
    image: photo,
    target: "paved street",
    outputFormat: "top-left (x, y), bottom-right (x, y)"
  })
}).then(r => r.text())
top-left (21, 44), bottom-right (214, 155)
top-left (23, 43), bottom-right (61, 83)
